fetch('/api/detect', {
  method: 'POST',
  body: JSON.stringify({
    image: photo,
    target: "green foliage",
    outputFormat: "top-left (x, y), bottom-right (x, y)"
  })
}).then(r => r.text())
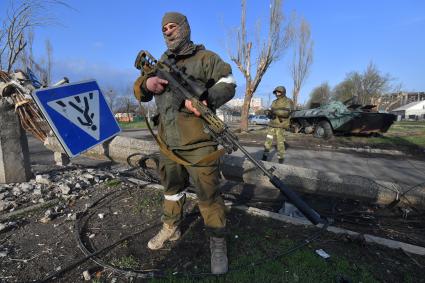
top-left (151, 224), bottom-right (377, 283)
top-left (134, 193), bottom-right (163, 213)
top-left (118, 121), bottom-right (147, 129)
top-left (341, 120), bottom-right (425, 148)
top-left (105, 179), bottom-right (121, 188)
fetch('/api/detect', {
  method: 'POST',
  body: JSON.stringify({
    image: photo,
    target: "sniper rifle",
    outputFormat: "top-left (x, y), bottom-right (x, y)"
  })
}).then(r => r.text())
top-left (134, 50), bottom-right (325, 225)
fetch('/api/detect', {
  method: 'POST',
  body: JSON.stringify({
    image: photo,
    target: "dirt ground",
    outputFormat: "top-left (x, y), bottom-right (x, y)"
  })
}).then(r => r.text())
top-left (1, 175), bottom-right (424, 283)
top-left (236, 126), bottom-right (425, 158)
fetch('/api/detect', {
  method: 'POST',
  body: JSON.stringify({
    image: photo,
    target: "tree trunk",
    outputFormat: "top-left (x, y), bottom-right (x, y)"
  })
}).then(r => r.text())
top-left (240, 88), bottom-right (253, 132)
top-left (292, 88), bottom-right (299, 107)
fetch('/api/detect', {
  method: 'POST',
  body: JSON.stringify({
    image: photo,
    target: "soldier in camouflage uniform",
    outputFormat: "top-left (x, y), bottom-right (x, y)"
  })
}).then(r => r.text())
top-left (262, 86), bottom-right (293, 164)
top-left (133, 12), bottom-right (236, 274)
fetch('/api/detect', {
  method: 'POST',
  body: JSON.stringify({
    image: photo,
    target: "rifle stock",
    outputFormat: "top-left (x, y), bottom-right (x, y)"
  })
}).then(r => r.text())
top-left (135, 50), bottom-right (325, 225)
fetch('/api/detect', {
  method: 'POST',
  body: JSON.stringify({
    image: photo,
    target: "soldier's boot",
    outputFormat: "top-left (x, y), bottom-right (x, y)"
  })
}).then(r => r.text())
top-left (210, 237), bottom-right (228, 274)
top-left (278, 158), bottom-right (284, 164)
top-left (261, 150), bottom-right (269, 161)
top-left (147, 223), bottom-right (181, 250)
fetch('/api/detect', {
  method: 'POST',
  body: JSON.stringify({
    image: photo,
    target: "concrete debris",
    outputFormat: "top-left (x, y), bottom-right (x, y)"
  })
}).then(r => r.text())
top-left (0, 165), bottom-right (122, 216)
top-left (82, 270), bottom-right (91, 281)
top-left (59, 185), bottom-right (71, 195)
top-left (0, 221), bottom-right (15, 231)
top-left (315, 249), bottom-right (331, 259)
top-left (12, 187), bottom-right (22, 196)
top-left (0, 200), bottom-right (16, 212)
top-left (67, 213), bottom-right (78, 221)
top-left (279, 202), bottom-right (306, 219)
top-left (35, 174), bottom-right (51, 185)
top-left (39, 215), bottom-right (52, 224)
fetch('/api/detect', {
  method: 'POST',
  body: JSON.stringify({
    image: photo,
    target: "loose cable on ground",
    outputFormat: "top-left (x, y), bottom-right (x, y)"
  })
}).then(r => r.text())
top-left (34, 153), bottom-right (329, 281)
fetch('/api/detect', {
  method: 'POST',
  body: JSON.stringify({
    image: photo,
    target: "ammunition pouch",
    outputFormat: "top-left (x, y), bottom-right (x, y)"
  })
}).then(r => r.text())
top-left (133, 76), bottom-right (144, 101)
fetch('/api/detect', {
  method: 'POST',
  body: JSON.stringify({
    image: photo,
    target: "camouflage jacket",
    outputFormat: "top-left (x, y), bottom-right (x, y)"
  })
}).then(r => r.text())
top-left (134, 44), bottom-right (236, 150)
top-left (268, 96), bottom-right (294, 128)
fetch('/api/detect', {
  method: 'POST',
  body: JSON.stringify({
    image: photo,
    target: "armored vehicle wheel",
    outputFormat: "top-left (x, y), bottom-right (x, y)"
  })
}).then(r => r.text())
top-left (314, 120), bottom-right (333, 139)
top-left (290, 122), bottom-right (301, 133)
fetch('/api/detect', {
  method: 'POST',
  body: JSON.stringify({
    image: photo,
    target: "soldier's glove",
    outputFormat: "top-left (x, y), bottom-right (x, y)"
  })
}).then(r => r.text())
top-left (265, 110), bottom-right (274, 119)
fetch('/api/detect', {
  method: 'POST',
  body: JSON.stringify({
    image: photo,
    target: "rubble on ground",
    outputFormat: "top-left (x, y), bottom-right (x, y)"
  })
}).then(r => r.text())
top-left (0, 165), bottom-right (122, 215)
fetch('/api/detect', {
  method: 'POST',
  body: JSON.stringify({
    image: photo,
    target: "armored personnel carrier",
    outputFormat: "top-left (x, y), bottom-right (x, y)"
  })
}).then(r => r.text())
top-left (290, 100), bottom-right (396, 139)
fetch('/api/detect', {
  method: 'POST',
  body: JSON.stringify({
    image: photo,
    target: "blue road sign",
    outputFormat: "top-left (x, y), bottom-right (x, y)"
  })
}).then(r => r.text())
top-left (33, 80), bottom-right (121, 157)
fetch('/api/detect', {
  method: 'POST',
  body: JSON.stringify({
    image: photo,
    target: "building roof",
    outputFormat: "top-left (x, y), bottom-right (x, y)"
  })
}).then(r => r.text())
top-left (392, 100), bottom-right (425, 111)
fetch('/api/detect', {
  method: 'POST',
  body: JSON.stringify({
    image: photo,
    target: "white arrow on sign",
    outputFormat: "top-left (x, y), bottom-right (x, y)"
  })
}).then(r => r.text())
top-left (47, 90), bottom-right (100, 140)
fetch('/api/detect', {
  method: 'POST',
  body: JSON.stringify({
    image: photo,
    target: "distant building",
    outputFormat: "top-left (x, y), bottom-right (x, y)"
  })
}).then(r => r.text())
top-left (391, 100), bottom-right (425, 120)
top-left (217, 105), bottom-right (241, 123)
top-left (114, 112), bottom-right (134, 122)
top-left (400, 92), bottom-right (425, 104)
top-left (226, 97), bottom-right (263, 112)
top-left (380, 92), bottom-right (425, 111)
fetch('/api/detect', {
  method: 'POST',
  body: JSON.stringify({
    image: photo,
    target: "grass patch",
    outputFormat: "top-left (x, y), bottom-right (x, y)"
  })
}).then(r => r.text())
top-left (356, 121), bottom-right (425, 148)
top-left (134, 192), bottom-right (163, 213)
top-left (105, 179), bottom-right (121, 188)
top-left (118, 121), bottom-right (147, 129)
top-left (243, 121), bottom-right (425, 150)
top-left (151, 216), bottom-right (378, 283)
top-left (110, 255), bottom-right (140, 269)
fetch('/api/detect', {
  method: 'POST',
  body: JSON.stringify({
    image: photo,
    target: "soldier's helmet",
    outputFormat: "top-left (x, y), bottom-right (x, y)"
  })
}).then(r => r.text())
top-left (273, 86), bottom-right (286, 96)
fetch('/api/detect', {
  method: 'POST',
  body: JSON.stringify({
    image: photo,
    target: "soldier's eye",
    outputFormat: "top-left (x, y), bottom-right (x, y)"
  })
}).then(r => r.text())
top-left (162, 23), bottom-right (178, 33)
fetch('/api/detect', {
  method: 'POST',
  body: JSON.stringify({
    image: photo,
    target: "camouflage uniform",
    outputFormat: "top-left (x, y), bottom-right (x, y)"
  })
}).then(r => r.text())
top-left (262, 86), bottom-right (293, 163)
top-left (134, 18), bottom-right (236, 236)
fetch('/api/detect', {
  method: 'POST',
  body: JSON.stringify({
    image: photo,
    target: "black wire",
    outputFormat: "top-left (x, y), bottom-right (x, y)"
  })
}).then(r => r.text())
top-left (34, 222), bottom-right (160, 283)
top-left (75, 189), bottom-right (163, 279)
top-left (34, 151), bottom-right (330, 281)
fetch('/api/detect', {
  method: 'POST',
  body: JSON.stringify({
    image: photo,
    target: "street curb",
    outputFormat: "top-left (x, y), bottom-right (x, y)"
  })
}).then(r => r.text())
top-left (232, 205), bottom-right (425, 256)
top-left (45, 136), bottom-right (425, 208)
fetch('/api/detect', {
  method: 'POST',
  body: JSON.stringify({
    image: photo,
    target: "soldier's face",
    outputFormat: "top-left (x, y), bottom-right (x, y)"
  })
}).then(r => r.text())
top-left (162, 20), bottom-right (191, 51)
top-left (163, 22), bottom-right (180, 45)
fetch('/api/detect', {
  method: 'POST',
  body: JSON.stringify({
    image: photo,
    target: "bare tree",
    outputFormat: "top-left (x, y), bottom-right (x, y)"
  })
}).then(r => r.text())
top-left (45, 39), bottom-right (52, 85)
top-left (103, 87), bottom-right (119, 113)
top-left (333, 78), bottom-right (357, 103)
top-left (360, 62), bottom-right (393, 105)
top-left (227, 0), bottom-right (294, 131)
top-left (308, 82), bottom-right (331, 107)
top-left (290, 17), bottom-right (313, 107)
top-left (0, 0), bottom-right (69, 72)
top-left (331, 62), bottom-right (393, 106)
top-left (116, 88), bottom-right (139, 121)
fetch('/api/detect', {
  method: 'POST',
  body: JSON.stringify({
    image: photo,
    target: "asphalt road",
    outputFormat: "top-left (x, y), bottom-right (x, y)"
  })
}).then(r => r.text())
top-left (27, 129), bottom-right (425, 188)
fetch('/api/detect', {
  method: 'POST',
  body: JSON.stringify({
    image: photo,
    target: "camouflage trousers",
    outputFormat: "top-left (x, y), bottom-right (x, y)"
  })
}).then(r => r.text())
top-left (264, 127), bottom-right (285, 159)
top-left (158, 146), bottom-right (226, 237)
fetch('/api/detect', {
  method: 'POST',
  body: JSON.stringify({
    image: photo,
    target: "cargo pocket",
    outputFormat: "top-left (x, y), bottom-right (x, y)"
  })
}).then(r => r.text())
top-left (176, 112), bottom-right (211, 145)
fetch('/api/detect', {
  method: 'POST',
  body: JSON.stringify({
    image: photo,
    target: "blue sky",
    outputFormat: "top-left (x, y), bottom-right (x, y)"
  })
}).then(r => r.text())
top-left (2, 0), bottom-right (424, 105)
